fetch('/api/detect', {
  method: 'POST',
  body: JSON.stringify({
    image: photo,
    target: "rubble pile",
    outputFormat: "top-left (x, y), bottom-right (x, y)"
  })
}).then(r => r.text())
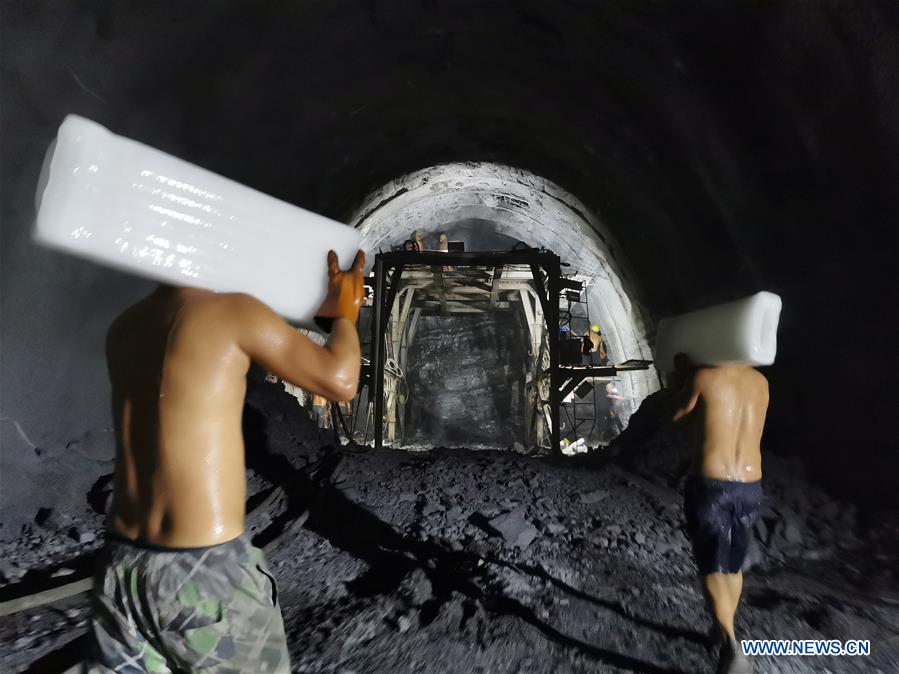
top-left (604, 391), bottom-right (892, 573)
top-left (0, 381), bottom-right (896, 673)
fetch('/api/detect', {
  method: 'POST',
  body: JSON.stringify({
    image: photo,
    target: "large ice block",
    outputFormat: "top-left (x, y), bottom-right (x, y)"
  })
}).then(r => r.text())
top-left (34, 115), bottom-right (361, 323)
top-left (655, 292), bottom-right (782, 371)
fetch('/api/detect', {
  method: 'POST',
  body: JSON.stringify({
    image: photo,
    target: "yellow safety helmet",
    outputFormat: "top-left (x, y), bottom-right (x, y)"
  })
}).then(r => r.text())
top-left (590, 325), bottom-right (601, 333)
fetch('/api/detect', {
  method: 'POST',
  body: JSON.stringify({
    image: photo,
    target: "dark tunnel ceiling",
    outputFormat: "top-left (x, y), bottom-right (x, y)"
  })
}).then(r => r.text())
top-left (2, 0), bottom-right (898, 504)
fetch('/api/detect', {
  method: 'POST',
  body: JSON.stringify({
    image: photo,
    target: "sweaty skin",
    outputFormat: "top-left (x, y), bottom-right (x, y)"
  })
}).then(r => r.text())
top-left (106, 250), bottom-right (365, 548)
top-left (673, 365), bottom-right (769, 482)
top-left (673, 363), bottom-right (769, 672)
top-left (585, 331), bottom-right (607, 361)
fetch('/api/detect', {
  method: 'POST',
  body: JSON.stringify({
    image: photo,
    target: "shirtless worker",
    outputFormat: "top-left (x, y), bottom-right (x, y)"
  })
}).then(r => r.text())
top-left (582, 325), bottom-right (608, 365)
top-left (672, 354), bottom-right (769, 674)
top-left (88, 250), bottom-right (366, 673)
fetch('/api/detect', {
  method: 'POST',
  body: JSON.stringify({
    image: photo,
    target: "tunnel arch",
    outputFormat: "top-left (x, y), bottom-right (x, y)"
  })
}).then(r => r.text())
top-left (350, 162), bottom-right (660, 417)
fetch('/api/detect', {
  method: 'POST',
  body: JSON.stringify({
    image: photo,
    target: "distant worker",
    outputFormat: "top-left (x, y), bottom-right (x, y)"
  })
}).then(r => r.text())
top-left (312, 393), bottom-right (332, 429)
top-left (437, 232), bottom-right (453, 270)
top-left (310, 395), bottom-right (351, 430)
top-left (604, 381), bottom-right (625, 439)
top-left (582, 324), bottom-right (608, 365)
top-left (413, 230), bottom-right (425, 252)
top-left (672, 354), bottom-right (769, 674)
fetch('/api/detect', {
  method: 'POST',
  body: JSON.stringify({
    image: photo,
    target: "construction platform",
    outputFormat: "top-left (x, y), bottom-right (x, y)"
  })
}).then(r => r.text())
top-left (359, 249), bottom-right (651, 452)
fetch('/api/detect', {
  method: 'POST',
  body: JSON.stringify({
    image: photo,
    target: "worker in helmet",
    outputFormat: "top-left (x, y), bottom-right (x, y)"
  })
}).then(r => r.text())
top-left (582, 324), bottom-right (608, 365)
top-left (437, 232), bottom-right (454, 271)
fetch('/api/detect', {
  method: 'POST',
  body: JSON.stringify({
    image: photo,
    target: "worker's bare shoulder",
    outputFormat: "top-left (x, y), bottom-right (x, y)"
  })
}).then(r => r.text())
top-left (213, 293), bottom-right (283, 328)
top-left (212, 292), bottom-right (270, 312)
top-left (188, 294), bottom-right (278, 343)
top-left (179, 292), bottom-right (271, 320)
top-left (203, 293), bottom-right (288, 343)
top-left (749, 367), bottom-right (768, 383)
top-left (692, 366), bottom-right (768, 399)
top-left (692, 367), bottom-right (719, 388)
top-left (749, 367), bottom-right (770, 394)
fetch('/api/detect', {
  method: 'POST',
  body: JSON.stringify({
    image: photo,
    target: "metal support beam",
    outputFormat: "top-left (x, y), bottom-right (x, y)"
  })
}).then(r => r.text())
top-left (367, 249), bottom-right (575, 452)
top-left (375, 249), bottom-right (560, 267)
top-left (431, 264), bottom-right (447, 313)
top-left (557, 363), bottom-right (651, 400)
top-left (544, 257), bottom-right (562, 455)
top-left (372, 257), bottom-right (386, 450)
top-left (381, 264), bottom-right (404, 334)
top-left (489, 265), bottom-right (503, 307)
top-left (559, 375), bottom-right (586, 402)
top-left (529, 263), bottom-right (551, 322)
top-left (378, 264), bottom-right (405, 447)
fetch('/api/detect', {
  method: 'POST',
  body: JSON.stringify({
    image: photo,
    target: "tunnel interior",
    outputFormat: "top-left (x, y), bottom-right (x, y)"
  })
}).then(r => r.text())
top-left (3, 1), bottom-right (897, 504)
top-left (352, 161), bottom-right (656, 449)
top-left (1, 1), bottom-right (898, 672)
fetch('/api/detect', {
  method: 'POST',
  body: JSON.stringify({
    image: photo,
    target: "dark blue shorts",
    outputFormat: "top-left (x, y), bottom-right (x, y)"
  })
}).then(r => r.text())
top-left (684, 477), bottom-right (763, 575)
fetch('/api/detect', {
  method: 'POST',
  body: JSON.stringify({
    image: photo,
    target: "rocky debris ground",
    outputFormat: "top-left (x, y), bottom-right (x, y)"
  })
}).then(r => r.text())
top-left (606, 389), bottom-right (898, 580)
top-left (1, 381), bottom-right (897, 673)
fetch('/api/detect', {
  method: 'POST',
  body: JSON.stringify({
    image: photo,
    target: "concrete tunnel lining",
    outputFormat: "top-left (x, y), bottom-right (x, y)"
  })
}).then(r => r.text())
top-left (351, 162), bottom-right (660, 419)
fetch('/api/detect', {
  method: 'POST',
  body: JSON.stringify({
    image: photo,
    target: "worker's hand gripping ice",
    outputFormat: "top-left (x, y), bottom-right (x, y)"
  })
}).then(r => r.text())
top-left (316, 250), bottom-right (367, 324)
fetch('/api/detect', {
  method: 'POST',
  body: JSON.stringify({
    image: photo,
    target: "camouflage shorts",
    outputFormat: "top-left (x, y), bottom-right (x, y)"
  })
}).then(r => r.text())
top-left (86, 533), bottom-right (290, 673)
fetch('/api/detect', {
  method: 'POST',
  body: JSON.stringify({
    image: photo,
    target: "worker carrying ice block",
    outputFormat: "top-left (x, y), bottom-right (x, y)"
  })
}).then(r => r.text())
top-left (656, 292), bottom-right (781, 674)
top-left (35, 115), bottom-right (367, 673)
top-left (35, 115), bottom-right (361, 324)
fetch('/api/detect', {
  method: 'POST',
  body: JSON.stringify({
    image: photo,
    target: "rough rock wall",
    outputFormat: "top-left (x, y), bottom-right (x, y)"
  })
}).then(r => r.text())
top-left (405, 312), bottom-right (528, 447)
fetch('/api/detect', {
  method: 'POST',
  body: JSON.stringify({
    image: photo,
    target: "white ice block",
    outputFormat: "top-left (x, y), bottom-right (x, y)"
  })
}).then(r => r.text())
top-left (655, 292), bottom-right (782, 371)
top-left (34, 115), bottom-right (361, 323)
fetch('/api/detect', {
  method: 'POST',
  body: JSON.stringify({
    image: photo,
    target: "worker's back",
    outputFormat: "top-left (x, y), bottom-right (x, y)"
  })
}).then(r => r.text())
top-left (106, 286), bottom-right (252, 548)
top-left (91, 251), bottom-right (363, 674)
top-left (694, 365), bottom-right (769, 482)
top-left (672, 362), bottom-right (770, 673)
